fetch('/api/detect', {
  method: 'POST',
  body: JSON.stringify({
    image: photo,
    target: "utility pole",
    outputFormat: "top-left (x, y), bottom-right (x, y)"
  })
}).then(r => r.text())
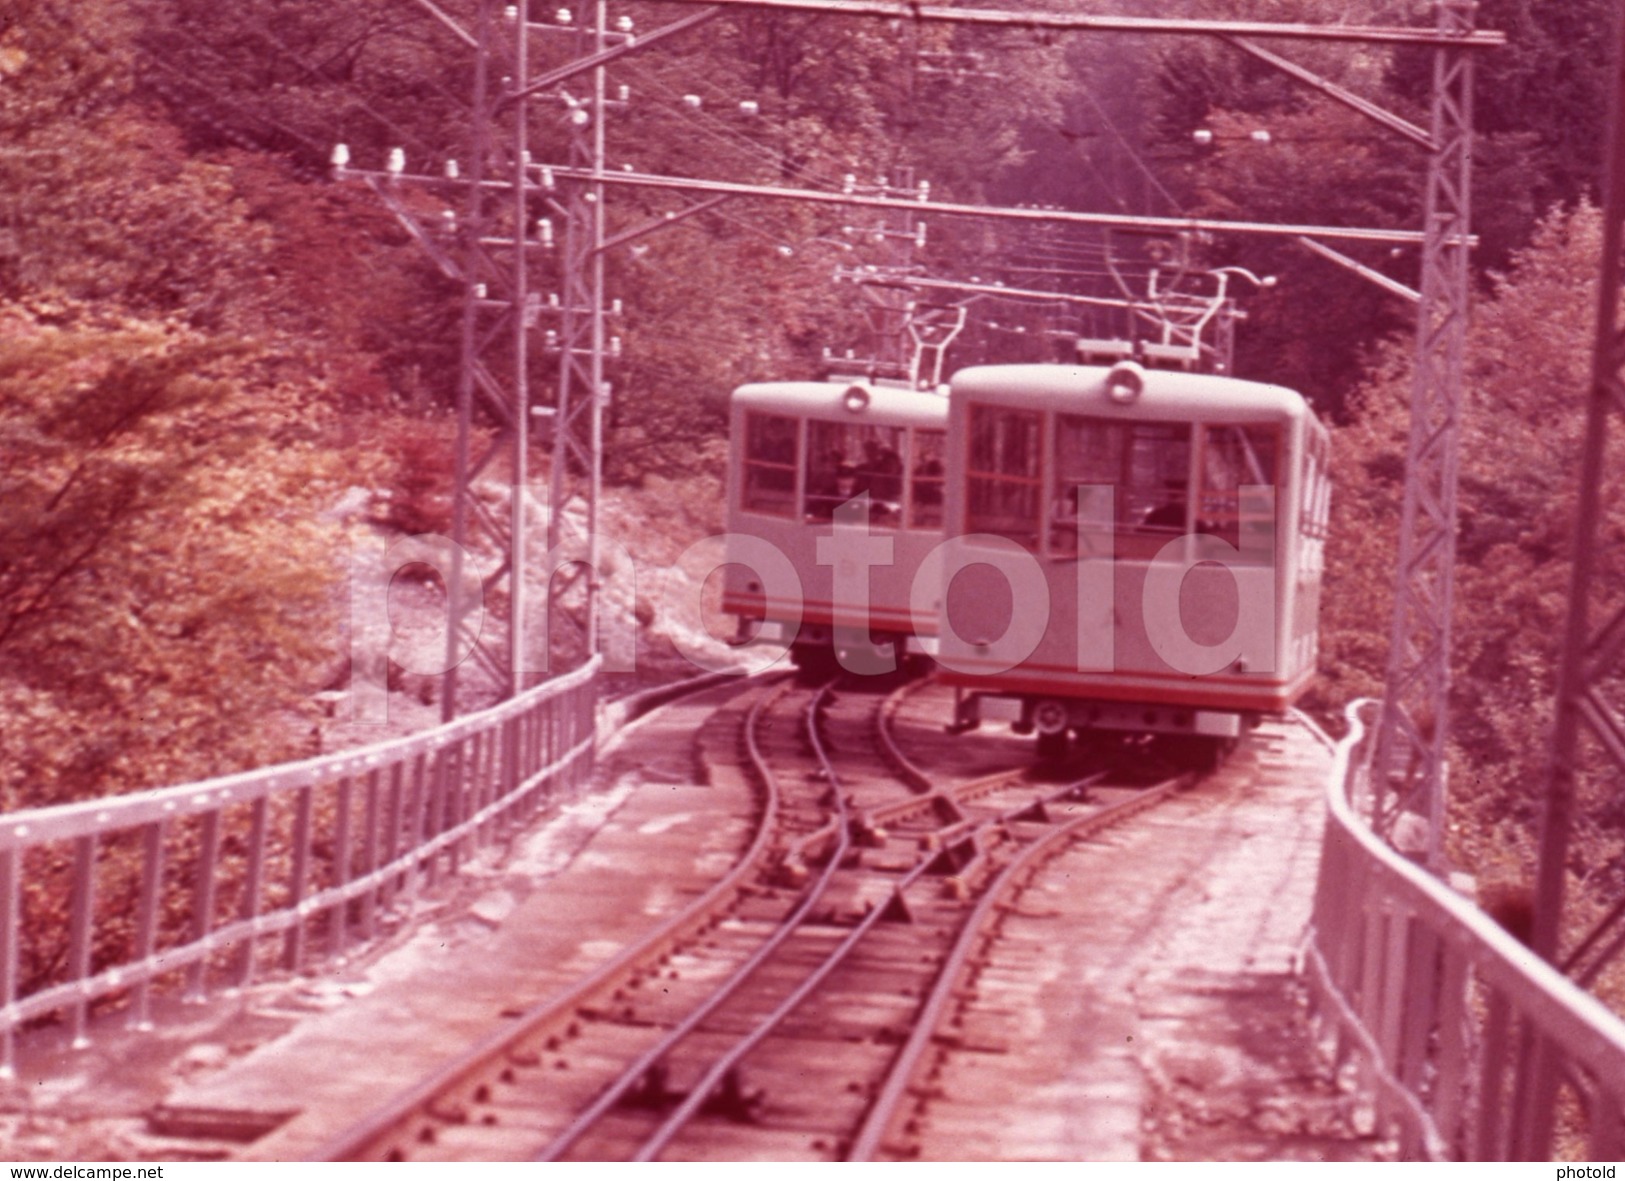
top-left (1533, 0), bottom-right (1625, 998)
top-left (1369, 0), bottom-right (1477, 866)
top-left (339, 0), bottom-right (625, 719)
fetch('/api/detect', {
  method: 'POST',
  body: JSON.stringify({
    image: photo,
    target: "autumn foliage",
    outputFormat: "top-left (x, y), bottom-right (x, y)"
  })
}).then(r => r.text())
top-left (1315, 203), bottom-right (1625, 929)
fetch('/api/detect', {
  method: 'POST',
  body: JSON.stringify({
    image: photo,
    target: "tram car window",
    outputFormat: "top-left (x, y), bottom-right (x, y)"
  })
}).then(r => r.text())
top-left (742, 412), bottom-right (799, 517)
top-left (1199, 423), bottom-right (1280, 555)
top-left (966, 404), bottom-right (1043, 549)
top-left (1050, 417), bottom-right (1193, 557)
top-left (804, 420), bottom-right (906, 524)
top-left (910, 429), bottom-right (946, 529)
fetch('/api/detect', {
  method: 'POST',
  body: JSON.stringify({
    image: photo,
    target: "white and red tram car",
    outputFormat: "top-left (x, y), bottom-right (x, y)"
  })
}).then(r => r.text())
top-left (936, 361), bottom-right (1330, 750)
top-left (722, 378), bottom-right (948, 671)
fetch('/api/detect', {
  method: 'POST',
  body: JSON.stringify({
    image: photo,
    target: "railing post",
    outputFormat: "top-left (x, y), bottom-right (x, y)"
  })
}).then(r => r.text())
top-left (67, 834), bottom-right (97, 1047)
top-left (425, 750), bottom-right (447, 886)
top-left (235, 798), bottom-right (269, 987)
top-left (185, 813), bottom-right (221, 1003)
top-left (129, 821), bottom-right (166, 1029)
top-left (332, 776), bottom-right (354, 957)
top-left (405, 751), bottom-right (428, 897)
top-left (446, 740), bottom-right (465, 875)
top-left (360, 768), bottom-right (381, 941)
top-left (0, 847), bottom-right (20, 1078)
top-left (1472, 988), bottom-right (1513, 1160)
top-left (284, 785), bottom-right (314, 972)
top-left (382, 761), bottom-right (405, 910)
top-left (1431, 938), bottom-right (1472, 1152)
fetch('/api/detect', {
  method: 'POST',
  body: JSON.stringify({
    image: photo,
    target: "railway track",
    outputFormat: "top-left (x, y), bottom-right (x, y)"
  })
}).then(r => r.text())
top-left (306, 670), bottom-right (1201, 1162)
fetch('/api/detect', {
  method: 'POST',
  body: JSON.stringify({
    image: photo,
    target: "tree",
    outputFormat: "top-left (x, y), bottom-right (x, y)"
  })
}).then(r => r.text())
top-left (0, 302), bottom-right (361, 809)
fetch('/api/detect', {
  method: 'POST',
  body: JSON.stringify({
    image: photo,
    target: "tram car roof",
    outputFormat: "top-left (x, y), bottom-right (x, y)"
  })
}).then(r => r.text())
top-left (732, 379), bottom-right (949, 428)
top-left (948, 363), bottom-right (1317, 425)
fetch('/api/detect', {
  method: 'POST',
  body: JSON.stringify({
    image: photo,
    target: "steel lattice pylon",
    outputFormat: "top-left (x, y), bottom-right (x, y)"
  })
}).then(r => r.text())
top-left (443, 0), bottom-right (523, 721)
top-left (1370, 0), bottom-right (1477, 867)
top-left (439, 0), bottom-right (611, 720)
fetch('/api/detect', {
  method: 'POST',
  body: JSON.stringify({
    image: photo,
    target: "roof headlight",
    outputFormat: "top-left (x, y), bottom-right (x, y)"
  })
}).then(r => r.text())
top-left (842, 384), bottom-right (871, 414)
top-left (1105, 361), bottom-right (1146, 404)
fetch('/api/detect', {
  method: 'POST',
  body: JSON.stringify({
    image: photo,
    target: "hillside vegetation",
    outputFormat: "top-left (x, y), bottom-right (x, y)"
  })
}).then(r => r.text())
top-left (1, 0), bottom-right (1619, 956)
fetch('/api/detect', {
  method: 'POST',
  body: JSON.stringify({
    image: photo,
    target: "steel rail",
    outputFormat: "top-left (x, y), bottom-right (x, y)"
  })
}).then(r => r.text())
top-left (538, 678), bottom-right (853, 1161)
top-left (875, 675), bottom-right (936, 793)
top-left (314, 671), bottom-right (785, 1161)
top-left (632, 770), bottom-right (1112, 1160)
top-left (847, 769), bottom-right (1192, 1160)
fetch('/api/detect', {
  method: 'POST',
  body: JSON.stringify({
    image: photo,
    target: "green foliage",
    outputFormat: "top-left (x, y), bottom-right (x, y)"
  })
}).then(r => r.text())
top-left (1387, 0), bottom-right (1613, 268)
top-left (1119, 0), bottom-right (1613, 413)
top-left (0, 304), bottom-right (353, 809)
top-left (1315, 202), bottom-right (1603, 879)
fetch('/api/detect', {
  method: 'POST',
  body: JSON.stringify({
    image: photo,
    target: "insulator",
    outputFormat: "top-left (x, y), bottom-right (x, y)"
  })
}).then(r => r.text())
top-left (609, 336), bottom-right (622, 358)
top-left (556, 7), bottom-right (573, 23)
top-left (441, 209), bottom-right (456, 232)
top-left (544, 329), bottom-right (559, 350)
top-left (611, 298), bottom-right (623, 316)
top-left (599, 381), bottom-right (613, 404)
top-left (617, 84), bottom-right (631, 102)
top-left (504, 4), bottom-right (518, 18)
top-left (914, 223), bottom-right (927, 249)
top-left (682, 94), bottom-right (702, 110)
top-left (1249, 129), bottom-right (1272, 144)
top-left (474, 283), bottom-right (488, 299)
top-left (917, 180), bottom-right (930, 202)
top-left (739, 100), bottom-right (760, 116)
top-left (444, 159), bottom-right (460, 180)
top-left (1193, 128), bottom-right (1215, 146)
top-left (538, 217), bottom-right (554, 246)
top-left (548, 292), bottom-right (560, 308)
top-left (330, 143), bottom-right (350, 174)
top-left (569, 108), bottom-right (591, 127)
top-left (615, 14), bottom-right (633, 31)
top-left (842, 174), bottom-right (856, 195)
top-left (776, 244), bottom-right (794, 258)
top-left (521, 149), bottom-right (532, 165)
top-left (387, 147), bottom-right (406, 175)
top-left (541, 165), bottom-right (556, 189)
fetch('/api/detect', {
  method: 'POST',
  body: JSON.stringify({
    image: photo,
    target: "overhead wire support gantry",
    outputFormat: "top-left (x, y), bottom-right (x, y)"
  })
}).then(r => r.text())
top-left (345, 0), bottom-right (1502, 868)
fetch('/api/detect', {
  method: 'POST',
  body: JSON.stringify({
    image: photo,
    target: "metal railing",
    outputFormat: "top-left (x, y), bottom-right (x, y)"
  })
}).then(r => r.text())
top-left (0, 657), bottom-right (600, 1076)
top-left (1303, 700), bottom-right (1625, 1160)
